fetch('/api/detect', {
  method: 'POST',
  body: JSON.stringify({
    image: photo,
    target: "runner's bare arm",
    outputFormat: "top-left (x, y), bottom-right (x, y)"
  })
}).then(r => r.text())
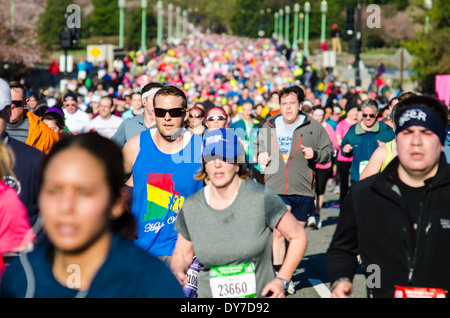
top-left (122, 134), bottom-right (140, 186)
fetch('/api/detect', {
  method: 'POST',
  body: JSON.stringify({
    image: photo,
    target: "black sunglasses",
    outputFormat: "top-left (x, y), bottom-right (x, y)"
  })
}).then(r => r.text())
top-left (206, 115), bottom-right (227, 122)
top-left (362, 114), bottom-right (376, 118)
top-left (154, 108), bottom-right (185, 118)
top-left (11, 100), bottom-right (24, 107)
top-left (189, 114), bottom-right (203, 118)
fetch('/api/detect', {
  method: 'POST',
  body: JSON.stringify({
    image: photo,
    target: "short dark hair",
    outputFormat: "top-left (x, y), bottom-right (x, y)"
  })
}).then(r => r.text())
top-left (9, 81), bottom-right (27, 101)
top-left (153, 85), bottom-right (188, 109)
top-left (279, 86), bottom-right (305, 104)
top-left (393, 95), bottom-right (448, 127)
top-left (41, 111), bottom-right (65, 131)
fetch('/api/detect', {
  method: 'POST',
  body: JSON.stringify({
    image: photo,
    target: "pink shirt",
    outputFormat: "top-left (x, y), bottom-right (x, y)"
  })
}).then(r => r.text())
top-left (316, 122), bottom-right (339, 169)
top-left (336, 119), bottom-right (354, 162)
top-left (0, 181), bottom-right (35, 255)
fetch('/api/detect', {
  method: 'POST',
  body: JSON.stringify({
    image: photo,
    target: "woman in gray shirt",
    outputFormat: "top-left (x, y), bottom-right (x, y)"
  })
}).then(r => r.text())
top-left (171, 128), bottom-right (307, 298)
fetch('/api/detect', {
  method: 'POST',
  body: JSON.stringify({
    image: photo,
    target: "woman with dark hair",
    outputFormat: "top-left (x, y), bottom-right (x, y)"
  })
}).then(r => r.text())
top-left (170, 128), bottom-right (307, 298)
top-left (41, 110), bottom-right (70, 138)
top-left (0, 133), bottom-right (184, 298)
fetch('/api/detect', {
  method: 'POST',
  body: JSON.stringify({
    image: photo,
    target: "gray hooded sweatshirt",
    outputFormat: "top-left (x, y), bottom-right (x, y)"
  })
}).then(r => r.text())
top-left (254, 111), bottom-right (333, 198)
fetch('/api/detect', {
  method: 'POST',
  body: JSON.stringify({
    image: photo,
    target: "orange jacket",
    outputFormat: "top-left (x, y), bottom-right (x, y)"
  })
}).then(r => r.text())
top-left (25, 110), bottom-right (60, 154)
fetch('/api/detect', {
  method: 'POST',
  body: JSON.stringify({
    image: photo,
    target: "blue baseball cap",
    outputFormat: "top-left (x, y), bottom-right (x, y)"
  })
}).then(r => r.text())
top-left (202, 128), bottom-right (245, 164)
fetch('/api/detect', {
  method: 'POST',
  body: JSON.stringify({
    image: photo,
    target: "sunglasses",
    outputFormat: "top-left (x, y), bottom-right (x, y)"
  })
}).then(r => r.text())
top-left (207, 115), bottom-right (227, 122)
top-left (362, 114), bottom-right (376, 118)
top-left (189, 114), bottom-right (203, 118)
top-left (154, 108), bottom-right (185, 118)
top-left (11, 100), bottom-right (24, 107)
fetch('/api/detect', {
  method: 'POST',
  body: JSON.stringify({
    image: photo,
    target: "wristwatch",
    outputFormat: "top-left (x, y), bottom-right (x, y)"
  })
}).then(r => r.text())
top-left (275, 277), bottom-right (289, 291)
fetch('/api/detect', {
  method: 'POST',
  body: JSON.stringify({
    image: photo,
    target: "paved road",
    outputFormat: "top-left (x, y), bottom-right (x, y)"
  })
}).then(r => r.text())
top-left (286, 188), bottom-right (367, 299)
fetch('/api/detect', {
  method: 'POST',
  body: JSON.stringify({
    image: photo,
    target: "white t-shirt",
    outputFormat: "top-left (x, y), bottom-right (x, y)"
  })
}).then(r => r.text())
top-left (64, 109), bottom-right (91, 134)
top-left (89, 115), bottom-right (123, 139)
top-left (275, 115), bottom-right (305, 163)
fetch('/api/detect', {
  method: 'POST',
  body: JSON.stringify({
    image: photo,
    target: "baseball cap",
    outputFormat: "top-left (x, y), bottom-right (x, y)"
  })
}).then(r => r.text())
top-left (63, 91), bottom-right (77, 102)
top-left (0, 78), bottom-right (11, 112)
top-left (202, 128), bottom-right (245, 164)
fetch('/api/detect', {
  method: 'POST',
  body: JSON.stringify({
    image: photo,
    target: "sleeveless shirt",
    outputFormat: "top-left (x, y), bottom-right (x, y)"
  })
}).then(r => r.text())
top-left (131, 128), bottom-right (203, 257)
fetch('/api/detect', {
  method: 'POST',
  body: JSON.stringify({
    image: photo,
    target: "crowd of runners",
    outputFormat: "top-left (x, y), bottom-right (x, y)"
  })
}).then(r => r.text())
top-left (0, 33), bottom-right (449, 299)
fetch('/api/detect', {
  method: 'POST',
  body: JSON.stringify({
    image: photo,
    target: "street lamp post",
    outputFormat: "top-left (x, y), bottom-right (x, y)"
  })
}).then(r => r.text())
top-left (279, 9), bottom-right (283, 43)
top-left (118, 0), bottom-right (126, 49)
top-left (424, 0), bottom-right (433, 34)
top-left (293, 4), bottom-right (300, 50)
top-left (266, 8), bottom-right (272, 38)
top-left (157, 1), bottom-right (163, 47)
top-left (285, 5), bottom-right (290, 47)
top-left (299, 13), bottom-right (304, 43)
top-left (141, 0), bottom-right (147, 51)
top-left (168, 3), bottom-right (173, 44)
top-left (10, 0), bottom-right (15, 26)
top-left (355, 0), bottom-right (362, 87)
top-left (274, 12), bottom-right (279, 39)
top-left (304, 1), bottom-right (310, 56)
top-left (183, 10), bottom-right (188, 40)
top-left (176, 7), bottom-right (181, 41)
top-left (259, 9), bottom-right (265, 38)
top-left (241, 9), bottom-right (246, 37)
top-left (321, 1), bottom-right (328, 45)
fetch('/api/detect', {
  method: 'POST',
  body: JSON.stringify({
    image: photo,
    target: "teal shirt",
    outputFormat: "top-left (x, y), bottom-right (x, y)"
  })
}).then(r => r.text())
top-left (342, 120), bottom-right (395, 183)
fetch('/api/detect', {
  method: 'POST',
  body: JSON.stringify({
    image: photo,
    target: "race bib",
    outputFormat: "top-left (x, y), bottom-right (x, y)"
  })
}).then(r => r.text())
top-left (209, 263), bottom-right (257, 298)
top-left (359, 160), bottom-right (369, 176)
top-left (394, 286), bottom-right (447, 298)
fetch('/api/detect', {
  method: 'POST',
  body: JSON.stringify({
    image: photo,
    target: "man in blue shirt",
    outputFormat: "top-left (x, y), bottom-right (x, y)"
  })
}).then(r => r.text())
top-left (122, 86), bottom-right (203, 265)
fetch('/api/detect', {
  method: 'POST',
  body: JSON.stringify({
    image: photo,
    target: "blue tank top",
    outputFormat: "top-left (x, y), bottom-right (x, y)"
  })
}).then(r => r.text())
top-left (131, 128), bottom-right (203, 257)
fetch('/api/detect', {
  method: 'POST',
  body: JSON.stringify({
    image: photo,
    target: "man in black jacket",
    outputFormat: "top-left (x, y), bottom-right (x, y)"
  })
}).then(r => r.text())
top-left (327, 95), bottom-right (450, 298)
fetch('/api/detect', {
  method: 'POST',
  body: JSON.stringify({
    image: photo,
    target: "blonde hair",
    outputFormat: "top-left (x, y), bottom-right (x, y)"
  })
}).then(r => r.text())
top-left (0, 143), bottom-right (16, 180)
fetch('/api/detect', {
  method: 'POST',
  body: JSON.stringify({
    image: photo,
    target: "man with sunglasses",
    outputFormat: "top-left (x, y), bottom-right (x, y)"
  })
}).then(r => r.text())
top-left (122, 86), bottom-right (203, 266)
top-left (341, 98), bottom-right (395, 185)
top-left (6, 82), bottom-right (59, 154)
top-left (0, 78), bottom-right (44, 228)
top-left (62, 91), bottom-right (91, 135)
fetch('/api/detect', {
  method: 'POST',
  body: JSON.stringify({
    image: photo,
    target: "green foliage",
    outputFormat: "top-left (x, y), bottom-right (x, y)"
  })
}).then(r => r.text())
top-left (89, 0), bottom-right (119, 36)
top-left (123, 6), bottom-right (157, 50)
top-left (38, 0), bottom-right (73, 50)
top-left (403, 0), bottom-right (450, 93)
top-left (429, 0), bottom-right (450, 29)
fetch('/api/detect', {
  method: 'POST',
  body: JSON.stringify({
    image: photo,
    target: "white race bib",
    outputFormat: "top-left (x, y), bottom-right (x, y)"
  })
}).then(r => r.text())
top-left (359, 160), bottom-right (369, 176)
top-left (209, 263), bottom-right (257, 298)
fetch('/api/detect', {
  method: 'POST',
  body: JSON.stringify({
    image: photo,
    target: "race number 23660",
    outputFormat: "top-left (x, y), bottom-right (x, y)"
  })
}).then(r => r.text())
top-left (209, 263), bottom-right (257, 298)
top-left (217, 281), bottom-right (250, 297)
